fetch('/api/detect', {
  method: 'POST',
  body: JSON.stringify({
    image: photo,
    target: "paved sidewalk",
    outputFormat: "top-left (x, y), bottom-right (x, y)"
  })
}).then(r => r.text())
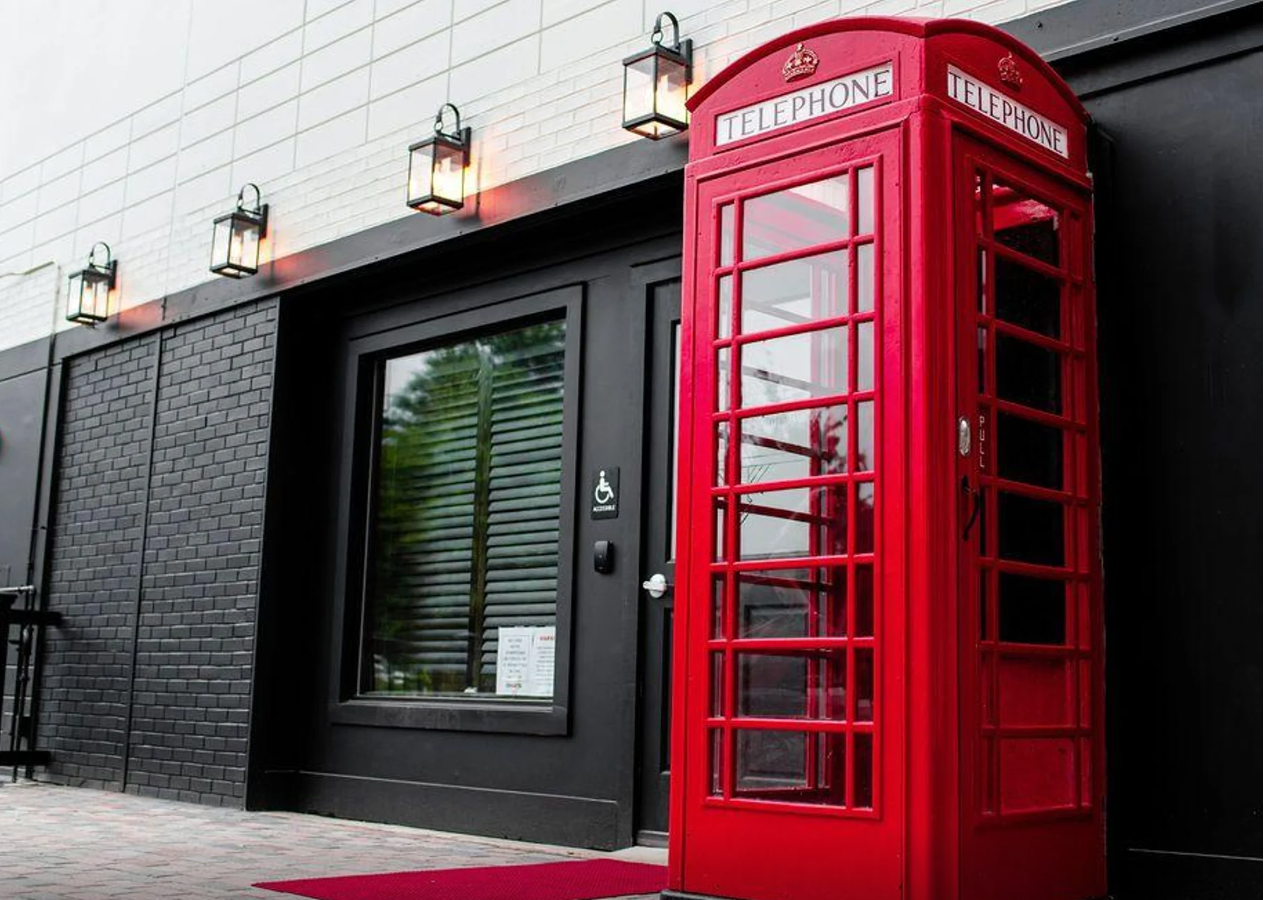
top-left (0, 781), bottom-right (664, 900)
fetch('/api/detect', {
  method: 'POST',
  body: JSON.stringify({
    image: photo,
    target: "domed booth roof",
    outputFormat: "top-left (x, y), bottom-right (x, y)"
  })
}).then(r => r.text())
top-left (684, 16), bottom-right (1089, 172)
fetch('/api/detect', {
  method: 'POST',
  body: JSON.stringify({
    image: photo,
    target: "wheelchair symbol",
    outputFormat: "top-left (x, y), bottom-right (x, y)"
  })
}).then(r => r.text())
top-left (594, 470), bottom-right (616, 505)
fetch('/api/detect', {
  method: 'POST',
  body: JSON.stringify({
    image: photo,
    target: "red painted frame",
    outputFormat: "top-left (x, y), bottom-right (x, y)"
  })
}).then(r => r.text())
top-left (673, 16), bottom-right (1102, 900)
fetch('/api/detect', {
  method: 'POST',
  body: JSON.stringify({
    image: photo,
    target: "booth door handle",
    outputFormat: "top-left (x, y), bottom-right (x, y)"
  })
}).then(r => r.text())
top-left (642, 573), bottom-right (671, 599)
top-left (961, 476), bottom-right (982, 541)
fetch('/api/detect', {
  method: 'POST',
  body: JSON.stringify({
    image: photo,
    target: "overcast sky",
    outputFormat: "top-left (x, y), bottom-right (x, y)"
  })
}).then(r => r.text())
top-left (0, 0), bottom-right (308, 178)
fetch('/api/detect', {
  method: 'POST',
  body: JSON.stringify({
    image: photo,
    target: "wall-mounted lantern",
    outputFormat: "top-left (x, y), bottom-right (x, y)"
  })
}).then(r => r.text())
top-left (65, 242), bottom-right (116, 325)
top-left (622, 12), bottom-right (692, 139)
top-left (407, 103), bottom-right (470, 215)
top-left (210, 184), bottom-right (268, 278)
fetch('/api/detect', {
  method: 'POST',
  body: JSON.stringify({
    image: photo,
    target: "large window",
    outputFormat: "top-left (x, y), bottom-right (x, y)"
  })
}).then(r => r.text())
top-left (363, 319), bottom-right (567, 700)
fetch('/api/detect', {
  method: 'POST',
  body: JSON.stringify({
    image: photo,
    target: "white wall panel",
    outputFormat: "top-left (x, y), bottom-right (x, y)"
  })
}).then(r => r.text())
top-left (0, 0), bottom-right (1076, 353)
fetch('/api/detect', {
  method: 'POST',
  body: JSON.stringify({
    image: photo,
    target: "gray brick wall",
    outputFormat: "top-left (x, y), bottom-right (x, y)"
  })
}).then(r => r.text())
top-left (40, 300), bottom-right (277, 805)
top-left (40, 336), bottom-right (158, 790)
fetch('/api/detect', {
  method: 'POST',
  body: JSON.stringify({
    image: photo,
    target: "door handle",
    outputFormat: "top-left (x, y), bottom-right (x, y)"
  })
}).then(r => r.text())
top-left (961, 476), bottom-right (981, 541)
top-left (642, 573), bottom-right (671, 599)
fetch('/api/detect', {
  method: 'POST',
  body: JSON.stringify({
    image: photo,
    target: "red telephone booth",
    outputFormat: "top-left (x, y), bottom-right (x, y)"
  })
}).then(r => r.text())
top-left (667, 17), bottom-right (1104, 900)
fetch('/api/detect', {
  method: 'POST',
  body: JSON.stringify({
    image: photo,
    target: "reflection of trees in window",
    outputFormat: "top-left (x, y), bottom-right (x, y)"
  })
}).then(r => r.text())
top-left (366, 321), bottom-right (566, 696)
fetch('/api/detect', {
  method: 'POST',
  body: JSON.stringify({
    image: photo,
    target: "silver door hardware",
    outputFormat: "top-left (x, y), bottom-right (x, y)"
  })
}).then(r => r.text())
top-left (642, 573), bottom-right (670, 598)
top-left (957, 415), bottom-right (972, 457)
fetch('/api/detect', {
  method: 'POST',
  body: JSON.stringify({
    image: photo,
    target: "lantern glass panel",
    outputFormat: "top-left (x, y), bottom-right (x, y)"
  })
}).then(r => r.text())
top-left (623, 54), bottom-right (657, 128)
top-left (230, 215), bottom-right (261, 273)
top-left (656, 53), bottom-right (689, 129)
top-left (87, 271), bottom-right (111, 319)
top-left (65, 271), bottom-right (85, 321)
top-left (211, 218), bottom-right (233, 270)
top-left (407, 141), bottom-right (436, 205)
top-left (432, 139), bottom-right (465, 206)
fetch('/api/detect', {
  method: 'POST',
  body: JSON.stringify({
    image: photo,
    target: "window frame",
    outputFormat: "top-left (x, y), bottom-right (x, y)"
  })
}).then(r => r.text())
top-left (328, 284), bottom-right (583, 735)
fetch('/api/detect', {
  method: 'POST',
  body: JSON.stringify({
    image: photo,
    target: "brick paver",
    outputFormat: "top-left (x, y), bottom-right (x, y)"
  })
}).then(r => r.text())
top-left (0, 781), bottom-right (663, 900)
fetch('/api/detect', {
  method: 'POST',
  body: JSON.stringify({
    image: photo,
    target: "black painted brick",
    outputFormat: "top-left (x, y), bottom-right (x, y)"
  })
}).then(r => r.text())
top-left (39, 300), bottom-right (277, 807)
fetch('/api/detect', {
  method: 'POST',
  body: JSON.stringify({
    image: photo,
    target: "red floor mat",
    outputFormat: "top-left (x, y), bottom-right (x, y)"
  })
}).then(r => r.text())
top-left (254, 859), bottom-right (668, 900)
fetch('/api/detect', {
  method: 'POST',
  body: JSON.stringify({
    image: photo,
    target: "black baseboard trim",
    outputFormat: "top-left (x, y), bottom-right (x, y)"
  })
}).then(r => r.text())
top-left (290, 771), bottom-right (622, 850)
top-left (661, 890), bottom-right (741, 900)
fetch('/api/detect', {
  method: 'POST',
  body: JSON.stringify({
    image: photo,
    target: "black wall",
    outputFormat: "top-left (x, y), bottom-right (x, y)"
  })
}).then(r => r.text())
top-left (38, 303), bottom-right (277, 803)
top-left (1011, 2), bottom-right (1263, 897)
top-left (248, 184), bottom-right (684, 849)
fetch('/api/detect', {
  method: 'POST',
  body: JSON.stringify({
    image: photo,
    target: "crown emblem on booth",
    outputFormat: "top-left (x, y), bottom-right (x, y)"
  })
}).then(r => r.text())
top-left (998, 53), bottom-right (1023, 88)
top-left (782, 43), bottom-right (820, 81)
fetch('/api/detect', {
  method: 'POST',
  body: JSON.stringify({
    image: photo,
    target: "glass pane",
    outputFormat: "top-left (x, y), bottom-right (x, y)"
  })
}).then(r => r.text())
top-left (855, 482), bottom-right (875, 554)
top-left (741, 251), bottom-right (847, 334)
top-left (710, 730), bottom-right (724, 795)
top-left (714, 499), bottom-right (727, 561)
top-left (743, 175), bottom-right (849, 262)
top-left (853, 732), bottom-right (874, 807)
top-left (715, 347), bottom-right (731, 410)
top-left (406, 143), bottom-right (435, 201)
top-left (856, 166), bottom-right (874, 235)
top-left (738, 404), bottom-right (847, 485)
top-left (655, 54), bottom-right (689, 126)
top-left (712, 576), bottom-right (725, 639)
top-left (997, 492), bottom-right (1065, 567)
top-left (423, 141), bottom-right (464, 207)
top-left (711, 652), bottom-right (725, 717)
top-left (738, 650), bottom-right (846, 719)
top-left (717, 274), bottom-right (732, 338)
top-left (992, 181), bottom-right (1060, 266)
top-left (366, 320), bottom-right (566, 698)
top-left (231, 221), bottom-right (260, 270)
top-left (741, 326), bottom-right (847, 408)
top-left (89, 277), bottom-right (111, 319)
top-left (997, 412), bottom-right (1063, 489)
top-left (854, 565), bottom-right (874, 637)
top-left (856, 242), bottom-right (875, 312)
top-left (736, 729), bottom-right (807, 789)
top-left (735, 730), bottom-right (847, 806)
top-left (855, 649), bottom-right (874, 722)
top-left (855, 400), bottom-right (875, 472)
top-left (995, 256), bottom-right (1061, 338)
top-left (737, 485), bottom-right (847, 561)
top-left (623, 55), bottom-right (655, 123)
top-left (210, 219), bottom-right (232, 268)
top-left (736, 567), bottom-right (846, 639)
top-left (856, 321), bottom-right (874, 392)
top-left (996, 334), bottom-right (1061, 414)
top-left (998, 573), bottom-right (1066, 644)
top-left (719, 204), bottom-right (734, 267)
top-left (715, 420), bottom-right (730, 486)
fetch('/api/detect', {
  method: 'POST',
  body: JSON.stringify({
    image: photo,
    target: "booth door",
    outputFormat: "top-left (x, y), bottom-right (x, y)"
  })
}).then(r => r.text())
top-left (954, 136), bottom-right (1105, 900)
top-left (678, 131), bottom-right (903, 900)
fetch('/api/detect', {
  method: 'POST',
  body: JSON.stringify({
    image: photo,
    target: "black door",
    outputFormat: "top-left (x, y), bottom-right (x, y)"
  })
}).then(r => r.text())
top-left (636, 272), bottom-right (682, 843)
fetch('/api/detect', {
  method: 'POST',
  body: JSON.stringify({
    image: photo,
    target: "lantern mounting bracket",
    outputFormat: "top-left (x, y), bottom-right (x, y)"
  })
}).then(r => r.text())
top-left (651, 11), bottom-right (692, 66)
top-left (433, 103), bottom-right (471, 151)
top-left (235, 183), bottom-right (269, 236)
top-left (86, 242), bottom-right (117, 287)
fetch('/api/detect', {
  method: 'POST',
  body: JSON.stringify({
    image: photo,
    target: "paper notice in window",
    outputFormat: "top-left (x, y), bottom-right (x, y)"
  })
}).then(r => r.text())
top-left (495, 626), bottom-right (556, 697)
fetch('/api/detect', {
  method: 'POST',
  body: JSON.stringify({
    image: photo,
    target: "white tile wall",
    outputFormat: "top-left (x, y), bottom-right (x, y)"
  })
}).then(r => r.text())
top-left (0, 0), bottom-right (1075, 352)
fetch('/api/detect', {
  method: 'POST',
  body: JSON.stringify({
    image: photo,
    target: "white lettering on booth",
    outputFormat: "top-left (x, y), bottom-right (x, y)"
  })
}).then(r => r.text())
top-left (715, 63), bottom-right (895, 147)
top-left (946, 65), bottom-right (1068, 158)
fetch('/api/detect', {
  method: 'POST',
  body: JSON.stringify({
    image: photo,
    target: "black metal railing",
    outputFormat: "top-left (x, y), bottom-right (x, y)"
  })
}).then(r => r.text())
top-left (0, 585), bottom-right (59, 777)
